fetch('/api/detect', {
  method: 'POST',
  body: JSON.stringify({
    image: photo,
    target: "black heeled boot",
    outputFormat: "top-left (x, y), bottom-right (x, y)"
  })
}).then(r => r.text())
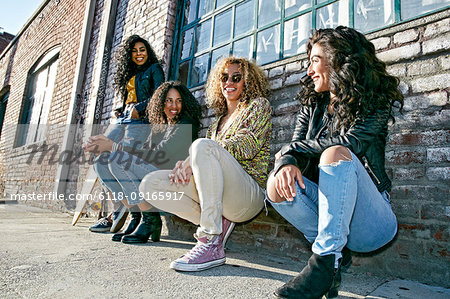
top-left (112, 212), bottom-right (141, 242)
top-left (121, 212), bottom-right (162, 244)
top-left (274, 254), bottom-right (340, 299)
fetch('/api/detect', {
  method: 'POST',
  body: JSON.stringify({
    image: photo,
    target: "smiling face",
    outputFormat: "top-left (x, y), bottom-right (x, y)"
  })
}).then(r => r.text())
top-left (307, 43), bottom-right (330, 94)
top-left (164, 88), bottom-right (183, 121)
top-left (220, 63), bottom-right (244, 103)
top-left (131, 41), bottom-right (148, 66)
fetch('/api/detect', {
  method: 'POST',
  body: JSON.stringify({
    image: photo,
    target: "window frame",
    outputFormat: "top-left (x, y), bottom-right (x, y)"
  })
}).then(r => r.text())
top-left (15, 46), bottom-right (61, 147)
top-left (171, 0), bottom-right (450, 87)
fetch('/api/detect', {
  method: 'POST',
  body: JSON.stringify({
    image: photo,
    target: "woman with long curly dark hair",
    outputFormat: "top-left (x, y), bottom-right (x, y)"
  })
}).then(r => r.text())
top-left (267, 26), bottom-right (403, 298)
top-left (85, 81), bottom-right (201, 243)
top-left (104, 34), bottom-right (164, 150)
top-left (84, 35), bottom-right (164, 233)
top-left (140, 57), bottom-right (272, 272)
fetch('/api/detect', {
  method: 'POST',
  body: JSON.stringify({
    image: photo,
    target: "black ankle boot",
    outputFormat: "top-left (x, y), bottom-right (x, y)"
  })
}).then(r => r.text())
top-left (121, 212), bottom-right (162, 244)
top-left (112, 212), bottom-right (141, 242)
top-left (274, 254), bottom-right (339, 299)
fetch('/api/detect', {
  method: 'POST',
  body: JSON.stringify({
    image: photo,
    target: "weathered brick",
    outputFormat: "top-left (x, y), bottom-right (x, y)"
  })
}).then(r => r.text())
top-left (441, 55), bottom-right (450, 70)
top-left (427, 148), bottom-right (450, 163)
top-left (423, 32), bottom-right (450, 55)
top-left (241, 221), bottom-right (277, 236)
top-left (391, 200), bottom-right (420, 219)
top-left (392, 167), bottom-right (425, 180)
top-left (424, 18), bottom-right (450, 38)
top-left (269, 66), bottom-right (284, 78)
top-left (385, 149), bottom-right (426, 165)
top-left (393, 29), bottom-right (419, 44)
top-left (426, 167), bottom-right (450, 181)
top-left (403, 92), bottom-right (448, 111)
top-left (410, 73), bottom-right (450, 92)
top-left (285, 72), bottom-right (303, 86)
top-left (387, 63), bottom-right (406, 77)
top-left (422, 203), bottom-right (450, 221)
top-left (371, 36), bottom-right (390, 50)
top-left (270, 78), bottom-right (283, 90)
top-left (285, 61), bottom-right (303, 73)
top-left (272, 100), bottom-right (300, 115)
top-left (388, 130), bottom-right (450, 146)
top-left (376, 43), bottom-right (421, 63)
top-left (407, 59), bottom-right (440, 77)
top-left (428, 243), bottom-right (448, 258)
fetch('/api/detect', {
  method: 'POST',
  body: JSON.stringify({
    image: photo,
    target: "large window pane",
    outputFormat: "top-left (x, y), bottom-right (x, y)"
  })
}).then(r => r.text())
top-left (234, 0), bottom-right (255, 37)
top-left (316, 0), bottom-right (349, 29)
top-left (285, 0), bottom-right (311, 17)
top-left (284, 12), bottom-right (311, 57)
top-left (233, 35), bottom-right (254, 59)
top-left (178, 61), bottom-right (190, 86)
top-left (213, 9), bottom-right (232, 46)
top-left (190, 53), bottom-right (210, 86)
top-left (194, 19), bottom-right (212, 53)
top-left (258, 0), bottom-right (282, 27)
top-left (216, 0), bottom-right (231, 8)
top-left (211, 45), bottom-right (230, 68)
top-left (401, 0), bottom-right (450, 20)
top-left (198, 0), bottom-right (214, 17)
top-left (355, 0), bottom-right (394, 33)
top-left (184, 0), bottom-right (198, 25)
top-left (257, 25), bottom-right (280, 64)
top-left (180, 28), bottom-right (194, 59)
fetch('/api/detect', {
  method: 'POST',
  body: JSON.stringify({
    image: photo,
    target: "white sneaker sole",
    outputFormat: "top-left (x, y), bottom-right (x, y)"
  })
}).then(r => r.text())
top-left (110, 206), bottom-right (128, 233)
top-left (170, 257), bottom-right (226, 272)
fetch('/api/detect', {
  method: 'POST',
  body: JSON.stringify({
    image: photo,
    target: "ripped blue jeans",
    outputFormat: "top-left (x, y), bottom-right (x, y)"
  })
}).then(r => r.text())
top-left (269, 151), bottom-right (397, 262)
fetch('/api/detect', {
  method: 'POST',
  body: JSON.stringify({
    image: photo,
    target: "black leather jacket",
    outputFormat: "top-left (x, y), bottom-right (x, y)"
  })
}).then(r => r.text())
top-left (116, 63), bottom-right (165, 117)
top-left (274, 101), bottom-right (392, 192)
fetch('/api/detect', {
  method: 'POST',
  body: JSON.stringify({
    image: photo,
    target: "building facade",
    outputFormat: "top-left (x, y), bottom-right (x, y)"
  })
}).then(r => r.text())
top-left (0, 0), bottom-right (449, 286)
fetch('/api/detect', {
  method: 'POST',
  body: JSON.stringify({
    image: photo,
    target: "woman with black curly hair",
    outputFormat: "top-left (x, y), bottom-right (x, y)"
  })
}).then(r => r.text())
top-left (104, 34), bottom-right (164, 149)
top-left (140, 57), bottom-right (272, 272)
top-left (267, 26), bottom-right (404, 298)
top-left (86, 81), bottom-right (201, 243)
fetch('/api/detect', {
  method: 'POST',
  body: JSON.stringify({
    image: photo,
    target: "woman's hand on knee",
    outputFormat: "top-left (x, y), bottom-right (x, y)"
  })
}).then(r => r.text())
top-left (273, 165), bottom-right (305, 202)
top-left (169, 157), bottom-right (192, 185)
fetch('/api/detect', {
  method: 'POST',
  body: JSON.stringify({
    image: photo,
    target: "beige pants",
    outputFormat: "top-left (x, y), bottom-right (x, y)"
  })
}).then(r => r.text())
top-left (139, 138), bottom-right (265, 239)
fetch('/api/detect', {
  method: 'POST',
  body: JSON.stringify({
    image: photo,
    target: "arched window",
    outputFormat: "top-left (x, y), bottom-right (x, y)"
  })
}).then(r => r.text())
top-left (16, 46), bottom-right (60, 147)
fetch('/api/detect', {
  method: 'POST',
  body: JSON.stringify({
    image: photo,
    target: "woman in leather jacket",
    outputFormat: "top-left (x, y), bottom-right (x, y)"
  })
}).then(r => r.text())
top-left (267, 26), bottom-right (404, 298)
top-left (106, 34), bottom-right (164, 149)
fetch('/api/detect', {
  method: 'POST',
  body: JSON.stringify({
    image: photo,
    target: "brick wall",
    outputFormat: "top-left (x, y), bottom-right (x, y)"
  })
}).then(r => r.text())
top-left (0, 0), bottom-right (87, 210)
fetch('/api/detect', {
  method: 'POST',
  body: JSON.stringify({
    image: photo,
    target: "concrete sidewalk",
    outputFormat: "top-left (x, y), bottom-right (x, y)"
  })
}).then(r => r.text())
top-left (1, 204), bottom-right (449, 299)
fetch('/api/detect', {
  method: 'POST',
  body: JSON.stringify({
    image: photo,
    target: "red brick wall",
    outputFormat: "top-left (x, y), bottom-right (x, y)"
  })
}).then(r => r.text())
top-left (0, 0), bottom-right (87, 210)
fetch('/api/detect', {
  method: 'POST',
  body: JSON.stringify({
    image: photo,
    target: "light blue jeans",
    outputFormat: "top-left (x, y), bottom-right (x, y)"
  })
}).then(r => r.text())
top-left (93, 151), bottom-right (158, 205)
top-left (270, 151), bottom-right (397, 262)
top-left (104, 107), bottom-right (150, 149)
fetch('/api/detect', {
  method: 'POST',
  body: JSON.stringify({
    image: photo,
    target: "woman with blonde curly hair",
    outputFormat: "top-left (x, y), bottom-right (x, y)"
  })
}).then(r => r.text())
top-left (140, 57), bottom-right (272, 271)
top-left (86, 81), bottom-right (201, 244)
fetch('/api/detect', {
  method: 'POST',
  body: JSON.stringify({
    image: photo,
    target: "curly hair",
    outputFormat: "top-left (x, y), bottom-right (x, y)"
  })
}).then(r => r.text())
top-left (113, 35), bottom-right (159, 99)
top-left (297, 26), bottom-right (404, 130)
top-left (147, 81), bottom-right (202, 132)
top-left (205, 57), bottom-right (270, 116)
